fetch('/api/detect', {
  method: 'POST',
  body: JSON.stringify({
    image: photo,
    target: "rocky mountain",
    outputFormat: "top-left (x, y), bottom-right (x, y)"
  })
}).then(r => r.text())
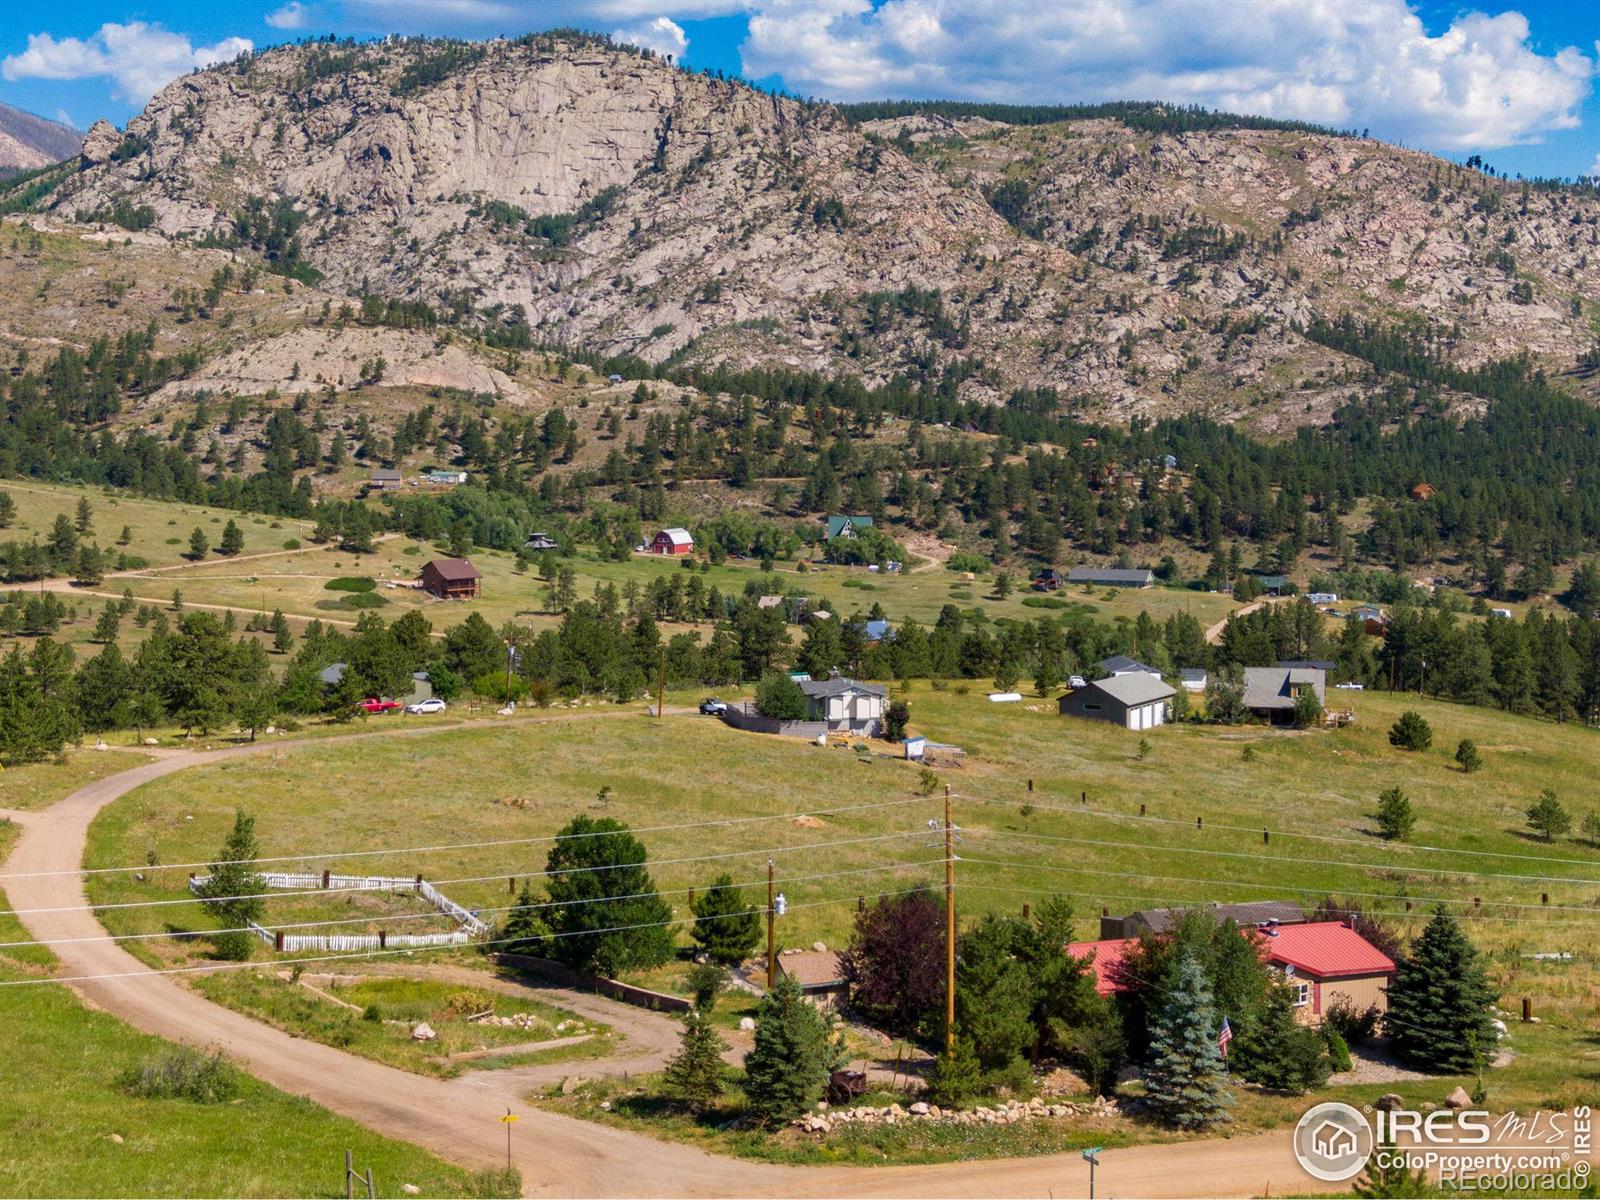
top-left (0, 102), bottom-right (82, 171)
top-left (36, 33), bottom-right (1600, 429)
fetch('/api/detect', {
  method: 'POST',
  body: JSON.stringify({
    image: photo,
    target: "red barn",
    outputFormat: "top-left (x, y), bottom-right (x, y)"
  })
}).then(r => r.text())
top-left (650, 527), bottom-right (694, 556)
top-left (420, 557), bottom-right (481, 599)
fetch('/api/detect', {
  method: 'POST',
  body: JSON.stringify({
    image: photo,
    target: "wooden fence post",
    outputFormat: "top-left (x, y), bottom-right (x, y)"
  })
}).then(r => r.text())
top-left (1263, 828), bottom-right (1269, 845)
top-left (1522, 997), bottom-right (1532, 1022)
top-left (1139, 802), bottom-right (1146, 817)
top-left (1196, 816), bottom-right (1203, 831)
top-left (1021, 903), bottom-right (1030, 921)
top-left (1027, 779), bottom-right (1034, 792)
top-left (378, 930), bottom-right (387, 949)
top-left (274, 930), bottom-right (285, 952)
top-left (322, 869), bottom-right (331, 889)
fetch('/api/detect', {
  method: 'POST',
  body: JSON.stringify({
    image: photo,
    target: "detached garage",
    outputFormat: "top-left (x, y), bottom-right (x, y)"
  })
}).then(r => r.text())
top-left (1058, 673), bottom-right (1175, 730)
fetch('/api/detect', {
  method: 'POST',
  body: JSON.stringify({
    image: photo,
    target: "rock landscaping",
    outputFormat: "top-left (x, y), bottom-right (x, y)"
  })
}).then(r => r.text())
top-left (792, 1093), bottom-right (1122, 1135)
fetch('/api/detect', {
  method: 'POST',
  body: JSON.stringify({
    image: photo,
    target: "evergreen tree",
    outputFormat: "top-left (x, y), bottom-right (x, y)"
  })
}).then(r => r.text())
top-left (1142, 949), bottom-right (1234, 1130)
top-left (1454, 738), bottom-right (1482, 773)
top-left (194, 811), bottom-right (266, 961)
top-left (661, 1008), bottom-right (729, 1114)
top-left (541, 816), bottom-right (674, 976)
top-left (689, 874), bottom-right (761, 966)
top-left (92, 602), bottom-right (121, 644)
top-left (1233, 981), bottom-right (1330, 1093)
top-left (1352, 1136), bottom-right (1431, 1198)
top-left (0, 490), bottom-right (14, 528)
top-left (742, 973), bottom-right (841, 1123)
top-left (1525, 789), bottom-right (1571, 841)
top-left (74, 545), bottom-right (103, 585)
top-left (1387, 710), bottom-right (1432, 750)
top-left (924, 1036), bottom-right (984, 1108)
top-left (1386, 908), bottom-right (1496, 1072)
top-left (218, 519), bottom-right (245, 556)
top-left (187, 526), bottom-right (209, 560)
top-left (1375, 786), bottom-right (1415, 841)
top-left (74, 496), bottom-right (93, 534)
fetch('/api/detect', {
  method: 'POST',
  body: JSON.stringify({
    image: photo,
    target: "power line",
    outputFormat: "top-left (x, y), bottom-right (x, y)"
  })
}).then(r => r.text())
top-left (979, 827), bottom-right (1600, 889)
top-left (0, 888), bottom-right (934, 990)
top-left (959, 855), bottom-right (1600, 916)
top-left (957, 787), bottom-right (1600, 875)
top-left (0, 858), bottom-right (943, 953)
top-left (6, 795), bottom-right (938, 882)
top-left (0, 829), bottom-right (930, 920)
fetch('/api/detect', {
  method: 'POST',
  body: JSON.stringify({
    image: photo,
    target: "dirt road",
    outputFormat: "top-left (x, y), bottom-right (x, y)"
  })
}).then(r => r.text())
top-left (3, 726), bottom-right (1332, 1199)
top-left (1203, 594), bottom-right (1292, 644)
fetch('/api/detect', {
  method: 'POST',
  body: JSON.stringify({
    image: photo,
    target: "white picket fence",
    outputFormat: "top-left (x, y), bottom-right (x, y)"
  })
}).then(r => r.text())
top-left (190, 869), bottom-right (488, 954)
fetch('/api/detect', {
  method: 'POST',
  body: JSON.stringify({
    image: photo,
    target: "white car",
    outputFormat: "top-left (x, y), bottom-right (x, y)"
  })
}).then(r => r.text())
top-left (1334, 682), bottom-right (1364, 691)
top-left (406, 697), bottom-right (448, 714)
top-left (1068, 675), bottom-right (1087, 690)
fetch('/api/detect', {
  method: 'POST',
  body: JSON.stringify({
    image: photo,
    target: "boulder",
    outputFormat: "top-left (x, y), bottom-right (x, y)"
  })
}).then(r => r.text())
top-left (80, 119), bottom-right (121, 167)
top-left (909, 1101), bottom-right (930, 1116)
top-left (401, 1186), bottom-right (421, 1196)
top-left (812, 941), bottom-right (827, 952)
top-left (1445, 1086), bottom-right (1473, 1109)
top-left (410, 1023), bottom-right (436, 1041)
top-left (107, 1133), bottom-right (124, 1145)
top-left (1374, 1093), bottom-right (1405, 1112)
top-left (559, 1076), bottom-right (577, 1095)
top-left (738, 1017), bottom-right (756, 1032)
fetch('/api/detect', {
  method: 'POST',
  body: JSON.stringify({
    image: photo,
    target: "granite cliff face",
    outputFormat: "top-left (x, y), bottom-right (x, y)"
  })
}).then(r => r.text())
top-left (48, 35), bottom-right (1600, 426)
top-left (0, 102), bottom-right (82, 170)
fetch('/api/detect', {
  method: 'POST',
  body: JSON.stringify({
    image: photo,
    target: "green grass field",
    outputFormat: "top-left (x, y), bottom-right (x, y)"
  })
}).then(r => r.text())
top-left (0, 748), bottom-right (151, 811)
top-left (0, 822), bottom-right (510, 1198)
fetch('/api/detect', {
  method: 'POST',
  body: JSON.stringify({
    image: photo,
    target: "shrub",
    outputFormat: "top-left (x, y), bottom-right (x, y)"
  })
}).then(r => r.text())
top-left (337, 592), bottom-right (387, 609)
top-left (120, 1048), bottom-right (240, 1103)
top-left (754, 672), bottom-right (807, 720)
top-left (1455, 738), bottom-right (1482, 773)
top-left (1324, 996), bottom-right (1383, 1044)
top-left (1388, 710), bottom-right (1432, 751)
top-left (1375, 786), bottom-right (1415, 841)
top-left (324, 576), bottom-right (377, 593)
top-left (685, 962), bottom-right (727, 1011)
top-left (1325, 1027), bottom-right (1353, 1073)
top-left (924, 1038), bottom-right (983, 1108)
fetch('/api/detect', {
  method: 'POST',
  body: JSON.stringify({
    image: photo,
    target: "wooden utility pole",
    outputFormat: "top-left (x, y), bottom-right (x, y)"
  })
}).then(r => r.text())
top-left (657, 646), bottom-right (666, 719)
top-left (944, 783), bottom-right (956, 1056)
top-left (766, 858), bottom-right (777, 989)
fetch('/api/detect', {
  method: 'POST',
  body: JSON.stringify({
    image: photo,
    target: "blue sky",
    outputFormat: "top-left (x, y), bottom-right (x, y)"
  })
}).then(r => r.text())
top-left (3, 1), bottom-right (1599, 179)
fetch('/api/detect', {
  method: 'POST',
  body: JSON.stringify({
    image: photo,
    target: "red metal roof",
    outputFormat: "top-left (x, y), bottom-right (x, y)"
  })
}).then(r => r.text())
top-left (1067, 938), bottom-right (1135, 996)
top-left (1066, 921), bottom-right (1393, 994)
top-left (1252, 922), bottom-right (1395, 979)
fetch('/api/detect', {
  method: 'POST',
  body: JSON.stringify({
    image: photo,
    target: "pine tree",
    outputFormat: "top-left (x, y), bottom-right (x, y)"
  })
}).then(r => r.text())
top-left (74, 496), bottom-right (93, 534)
top-left (924, 1036), bottom-right (984, 1108)
top-left (689, 874), bottom-right (761, 966)
top-left (1142, 949), bottom-right (1234, 1130)
top-left (1352, 1137), bottom-right (1431, 1198)
top-left (1525, 789), bottom-right (1571, 841)
top-left (0, 490), bottom-right (15, 528)
top-left (92, 603), bottom-right (121, 644)
top-left (194, 811), bottom-right (266, 961)
top-left (1386, 908), bottom-right (1496, 1072)
top-left (1375, 787), bottom-right (1415, 841)
top-left (660, 1008), bottom-right (729, 1114)
top-left (1387, 710), bottom-right (1432, 750)
top-left (1454, 738), bottom-right (1483, 773)
top-left (218, 519), bottom-right (245, 556)
top-left (742, 973), bottom-right (841, 1123)
top-left (187, 527), bottom-right (209, 560)
top-left (74, 545), bottom-right (103, 586)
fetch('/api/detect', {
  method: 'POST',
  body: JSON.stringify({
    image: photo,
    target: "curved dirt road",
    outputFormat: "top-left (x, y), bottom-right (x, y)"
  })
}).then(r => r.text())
top-left (3, 728), bottom-right (1331, 1199)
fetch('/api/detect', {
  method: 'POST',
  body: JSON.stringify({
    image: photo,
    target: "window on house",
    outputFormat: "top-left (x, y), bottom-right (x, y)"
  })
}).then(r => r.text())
top-left (1084, 703), bottom-right (1102, 711)
top-left (1290, 982), bottom-right (1311, 1007)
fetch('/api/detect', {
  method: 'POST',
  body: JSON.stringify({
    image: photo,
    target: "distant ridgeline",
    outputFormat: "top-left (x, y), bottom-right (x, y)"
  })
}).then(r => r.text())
top-left (836, 99), bottom-right (1354, 138)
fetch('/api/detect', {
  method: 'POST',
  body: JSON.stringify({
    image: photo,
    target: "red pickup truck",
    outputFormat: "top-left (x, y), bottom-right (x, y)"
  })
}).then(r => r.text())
top-left (360, 697), bottom-right (403, 715)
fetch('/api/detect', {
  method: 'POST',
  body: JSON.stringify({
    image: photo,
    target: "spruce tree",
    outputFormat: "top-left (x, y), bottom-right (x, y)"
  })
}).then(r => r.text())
top-left (661, 1008), bottom-right (729, 1114)
top-left (1386, 908), bottom-right (1496, 1072)
top-left (218, 519), bottom-right (245, 556)
top-left (187, 527), bottom-right (209, 560)
top-left (195, 811), bottom-right (266, 961)
top-left (1388, 710), bottom-right (1432, 750)
top-left (688, 875), bottom-right (761, 966)
top-left (1142, 949), bottom-right (1234, 1130)
top-left (92, 603), bottom-right (121, 644)
top-left (742, 973), bottom-right (840, 1123)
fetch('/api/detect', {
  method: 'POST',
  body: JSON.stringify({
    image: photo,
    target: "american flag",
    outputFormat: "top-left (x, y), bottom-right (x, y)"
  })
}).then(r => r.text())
top-left (1217, 1017), bottom-right (1233, 1058)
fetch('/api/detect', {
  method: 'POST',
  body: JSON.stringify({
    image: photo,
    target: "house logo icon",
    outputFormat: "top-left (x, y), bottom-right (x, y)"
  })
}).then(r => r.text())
top-left (1293, 1102), bottom-right (1374, 1182)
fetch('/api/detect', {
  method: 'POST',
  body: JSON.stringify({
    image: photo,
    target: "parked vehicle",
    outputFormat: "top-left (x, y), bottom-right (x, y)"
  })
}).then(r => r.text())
top-left (406, 697), bottom-right (447, 714)
top-left (1068, 675), bottom-right (1087, 690)
top-left (361, 697), bottom-right (403, 714)
top-left (699, 697), bottom-right (729, 715)
top-left (1335, 681), bottom-right (1365, 690)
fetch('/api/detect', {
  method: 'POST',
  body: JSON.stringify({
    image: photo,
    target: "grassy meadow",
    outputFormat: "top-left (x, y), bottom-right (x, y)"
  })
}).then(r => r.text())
top-left (76, 687), bottom-right (1600, 1111)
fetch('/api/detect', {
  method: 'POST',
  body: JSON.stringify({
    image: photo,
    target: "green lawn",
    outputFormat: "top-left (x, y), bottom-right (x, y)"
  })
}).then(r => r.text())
top-left (0, 822), bottom-right (511, 1199)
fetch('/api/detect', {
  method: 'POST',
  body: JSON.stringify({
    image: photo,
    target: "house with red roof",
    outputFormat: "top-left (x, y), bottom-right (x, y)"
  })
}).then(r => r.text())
top-left (1067, 921), bottom-right (1395, 1026)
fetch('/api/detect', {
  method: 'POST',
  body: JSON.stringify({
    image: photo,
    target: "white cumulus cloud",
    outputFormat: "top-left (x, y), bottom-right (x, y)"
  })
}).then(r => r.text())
top-left (739, 0), bottom-right (1594, 150)
top-left (266, 2), bottom-right (314, 30)
top-left (2, 22), bottom-right (253, 103)
top-left (612, 16), bottom-right (689, 60)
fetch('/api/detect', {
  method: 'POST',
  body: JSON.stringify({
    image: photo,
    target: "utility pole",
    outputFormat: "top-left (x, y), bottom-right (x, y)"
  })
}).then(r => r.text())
top-left (766, 858), bottom-right (777, 989)
top-left (657, 645), bottom-right (666, 719)
top-left (944, 783), bottom-right (956, 1056)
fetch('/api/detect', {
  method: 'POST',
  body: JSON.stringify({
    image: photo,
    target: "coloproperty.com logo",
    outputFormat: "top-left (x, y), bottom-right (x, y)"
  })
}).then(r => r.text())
top-left (1293, 1100), bottom-right (1593, 1191)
